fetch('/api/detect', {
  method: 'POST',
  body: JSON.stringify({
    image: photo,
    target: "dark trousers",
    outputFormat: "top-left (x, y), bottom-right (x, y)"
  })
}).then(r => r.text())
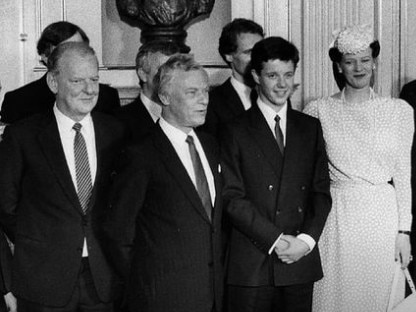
top-left (0, 297), bottom-right (6, 312)
top-left (227, 283), bottom-right (313, 312)
top-left (18, 258), bottom-right (113, 312)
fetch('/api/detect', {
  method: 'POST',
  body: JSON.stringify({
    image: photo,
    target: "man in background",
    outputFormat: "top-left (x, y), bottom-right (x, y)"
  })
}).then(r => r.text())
top-left (200, 18), bottom-right (263, 138)
top-left (0, 21), bottom-right (120, 124)
top-left (0, 42), bottom-right (124, 311)
top-left (115, 41), bottom-right (179, 142)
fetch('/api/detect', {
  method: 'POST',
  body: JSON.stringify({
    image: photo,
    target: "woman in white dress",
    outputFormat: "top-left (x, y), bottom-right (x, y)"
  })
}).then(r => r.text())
top-left (303, 24), bottom-right (413, 312)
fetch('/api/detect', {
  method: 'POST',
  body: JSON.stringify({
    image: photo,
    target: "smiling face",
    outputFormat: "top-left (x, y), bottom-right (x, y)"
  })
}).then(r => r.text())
top-left (338, 47), bottom-right (374, 90)
top-left (48, 50), bottom-right (99, 121)
top-left (252, 58), bottom-right (296, 111)
top-left (160, 69), bottom-right (209, 133)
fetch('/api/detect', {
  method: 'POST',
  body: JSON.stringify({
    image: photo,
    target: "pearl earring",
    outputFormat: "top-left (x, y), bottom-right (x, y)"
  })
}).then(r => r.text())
top-left (372, 65), bottom-right (376, 70)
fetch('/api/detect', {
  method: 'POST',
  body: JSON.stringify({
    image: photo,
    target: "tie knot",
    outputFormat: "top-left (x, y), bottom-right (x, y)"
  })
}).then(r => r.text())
top-left (274, 115), bottom-right (280, 123)
top-left (186, 135), bottom-right (194, 145)
top-left (73, 123), bottom-right (82, 132)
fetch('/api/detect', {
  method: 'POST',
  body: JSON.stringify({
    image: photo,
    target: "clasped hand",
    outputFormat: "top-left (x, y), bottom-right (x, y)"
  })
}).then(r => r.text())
top-left (274, 235), bottom-right (310, 264)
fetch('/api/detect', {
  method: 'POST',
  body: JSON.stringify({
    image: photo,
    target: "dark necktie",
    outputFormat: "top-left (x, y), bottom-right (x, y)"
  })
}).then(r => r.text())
top-left (186, 135), bottom-right (213, 221)
top-left (73, 123), bottom-right (92, 214)
top-left (274, 115), bottom-right (284, 155)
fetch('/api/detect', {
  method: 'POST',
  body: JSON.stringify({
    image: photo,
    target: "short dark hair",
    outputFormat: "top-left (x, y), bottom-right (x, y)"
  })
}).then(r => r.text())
top-left (218, 18), bottom-right (264, 66)
top-left (251, 37), bottom-right (300, 74)
top-left (37, 21), bottom-right (89, 62)
top-left (47, 42), bottom-right (96, 74)
top-left (329, 40), bottom-right (380, 90)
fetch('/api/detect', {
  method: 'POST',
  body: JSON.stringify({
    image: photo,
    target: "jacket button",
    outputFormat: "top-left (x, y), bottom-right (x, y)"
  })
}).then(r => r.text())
top-left (298, 207), bottom-right (303, 213)
top-left (301, 186), bottom-right (306, 191)
top-left (268, 185), bottom-right (274, 191)
top-left (276, 210), bottom-right (280, 215)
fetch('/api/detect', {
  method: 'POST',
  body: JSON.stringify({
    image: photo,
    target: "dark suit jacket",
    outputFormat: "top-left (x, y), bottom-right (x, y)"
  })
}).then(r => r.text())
top-left (221, 104), bottom-right (331, 286)
top-left (0, 111), bottom-right (125, 306)
top-left (0, 230), bottom-right (12, 312)
top-left (0, 74), bottom-right (120, 124)
top-left (104, 125), bottom-right (224, 312)
top-left (200, 78), bottom-right (248, 138)
top-left (399, 80), bottom-right (416, 278)
top-left (114, 96), bottom-right (157, 143)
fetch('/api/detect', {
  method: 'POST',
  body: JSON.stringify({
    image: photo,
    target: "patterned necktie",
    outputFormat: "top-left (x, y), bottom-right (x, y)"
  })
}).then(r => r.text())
top-left (186, 135), bottom-right (213, 221)
top-left (73, 123), bottom-right (92, 214)
top-left (274, 115), bottom-right (284, 155)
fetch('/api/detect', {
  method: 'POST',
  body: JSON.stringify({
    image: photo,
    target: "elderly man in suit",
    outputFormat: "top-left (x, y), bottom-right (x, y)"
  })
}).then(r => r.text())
top-left (104, 54), bottom-right (224, 312)
top-left (0, 42), bottom-right (124, 311)
top-left (200, 18), bottom-right (263, 138)
top-left (0, 21), bottom-right (120, 124)
top-left (220, 37), bottom-right (331, 312)
top-left (115, 41), bottom-right (180, 142)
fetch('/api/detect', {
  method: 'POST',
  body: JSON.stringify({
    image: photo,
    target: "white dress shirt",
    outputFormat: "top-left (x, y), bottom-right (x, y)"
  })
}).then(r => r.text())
top-left (159, 117), bottom-right (216, 205)
top-left (230, 76), bottom-right (252, 111)
top-left (141, 92), bottom-right (162, 122)
top-left (255, 100), bottom-right (316, 254)
top-left (54, 105), bottom-right (97, 257)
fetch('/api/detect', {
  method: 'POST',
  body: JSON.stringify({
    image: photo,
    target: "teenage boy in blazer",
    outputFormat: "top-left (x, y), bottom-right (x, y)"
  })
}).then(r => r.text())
top-left (221, 37), bottom-right (332, 312)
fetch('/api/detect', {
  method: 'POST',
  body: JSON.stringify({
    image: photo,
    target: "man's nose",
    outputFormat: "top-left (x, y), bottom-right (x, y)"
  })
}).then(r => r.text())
top-left (84, 81), bottom-right (98, 94)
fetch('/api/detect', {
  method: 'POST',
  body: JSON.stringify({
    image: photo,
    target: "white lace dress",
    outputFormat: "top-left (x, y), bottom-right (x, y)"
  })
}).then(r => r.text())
top-left (303, 93), bottom-right (413, 312)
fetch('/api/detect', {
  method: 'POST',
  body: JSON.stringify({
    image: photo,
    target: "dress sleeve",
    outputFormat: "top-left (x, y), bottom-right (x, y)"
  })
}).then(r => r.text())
top-left (303, 100), bottom-right (319, 118)
top-left (393, 99), bottom-right (414, 231)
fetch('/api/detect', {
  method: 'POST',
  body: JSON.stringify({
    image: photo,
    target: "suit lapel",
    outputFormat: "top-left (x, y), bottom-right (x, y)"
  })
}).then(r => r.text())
top-left (279, 108), bottom-right (307, 182)
top-left (223, 79), bottom-right (246, 116)
top-left (135, 97), bottom-right (157, 130)
top-left (37, 113), bottom-right (82, 214)
top-left (196, 132), bottom-right (222, 216)
top-left (87, 113), bottom-right (107, 211)
top-left (153, 126), bottom-right (212, 224)
top-left (247, 106), bottom-right (283, 176)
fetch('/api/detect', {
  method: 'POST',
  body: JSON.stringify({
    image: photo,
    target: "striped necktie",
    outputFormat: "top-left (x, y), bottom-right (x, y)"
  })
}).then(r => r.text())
top-left (73, 123), bottom-right (92, 214)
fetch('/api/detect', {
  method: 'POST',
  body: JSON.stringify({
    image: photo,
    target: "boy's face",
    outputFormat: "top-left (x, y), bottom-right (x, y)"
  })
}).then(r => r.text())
top-left (252, 58), bottom-right (296, 110)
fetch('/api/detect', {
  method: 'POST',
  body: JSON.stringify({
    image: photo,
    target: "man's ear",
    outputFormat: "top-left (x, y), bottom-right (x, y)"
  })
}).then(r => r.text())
top-left (137, 68), bottom-right (148, 83)
top-left (158, 92), bottom-right (170, 106)
top-left (251, 69), bottom-right (260, 85)
top-left (225, 53), bottom-right (233, 64)
top-left (40, 54), bottom-right (48, 67)
top-left (46, 72), bottom-right (58, 94)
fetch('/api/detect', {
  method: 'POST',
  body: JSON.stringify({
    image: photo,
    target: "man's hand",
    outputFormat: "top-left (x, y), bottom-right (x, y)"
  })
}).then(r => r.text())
top-left (4, 292), bottom-right (17, 312)
top-left (274, 237), bottom-right (290, 253)
top-left (275, 235), bottom-right (310, 264)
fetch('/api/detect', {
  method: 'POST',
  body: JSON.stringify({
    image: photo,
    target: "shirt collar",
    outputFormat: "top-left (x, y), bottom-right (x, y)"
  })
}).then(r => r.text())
top-left (257, 98), bottom-right (288, 121)
top-left (140, 92), bottom-right (162, 121)
top-left (230, 76), bottom-right (251, 95)
top-left (159, 117), bottom-right (196, 145)
top-left (53, 104), bottom-right (93, 133)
